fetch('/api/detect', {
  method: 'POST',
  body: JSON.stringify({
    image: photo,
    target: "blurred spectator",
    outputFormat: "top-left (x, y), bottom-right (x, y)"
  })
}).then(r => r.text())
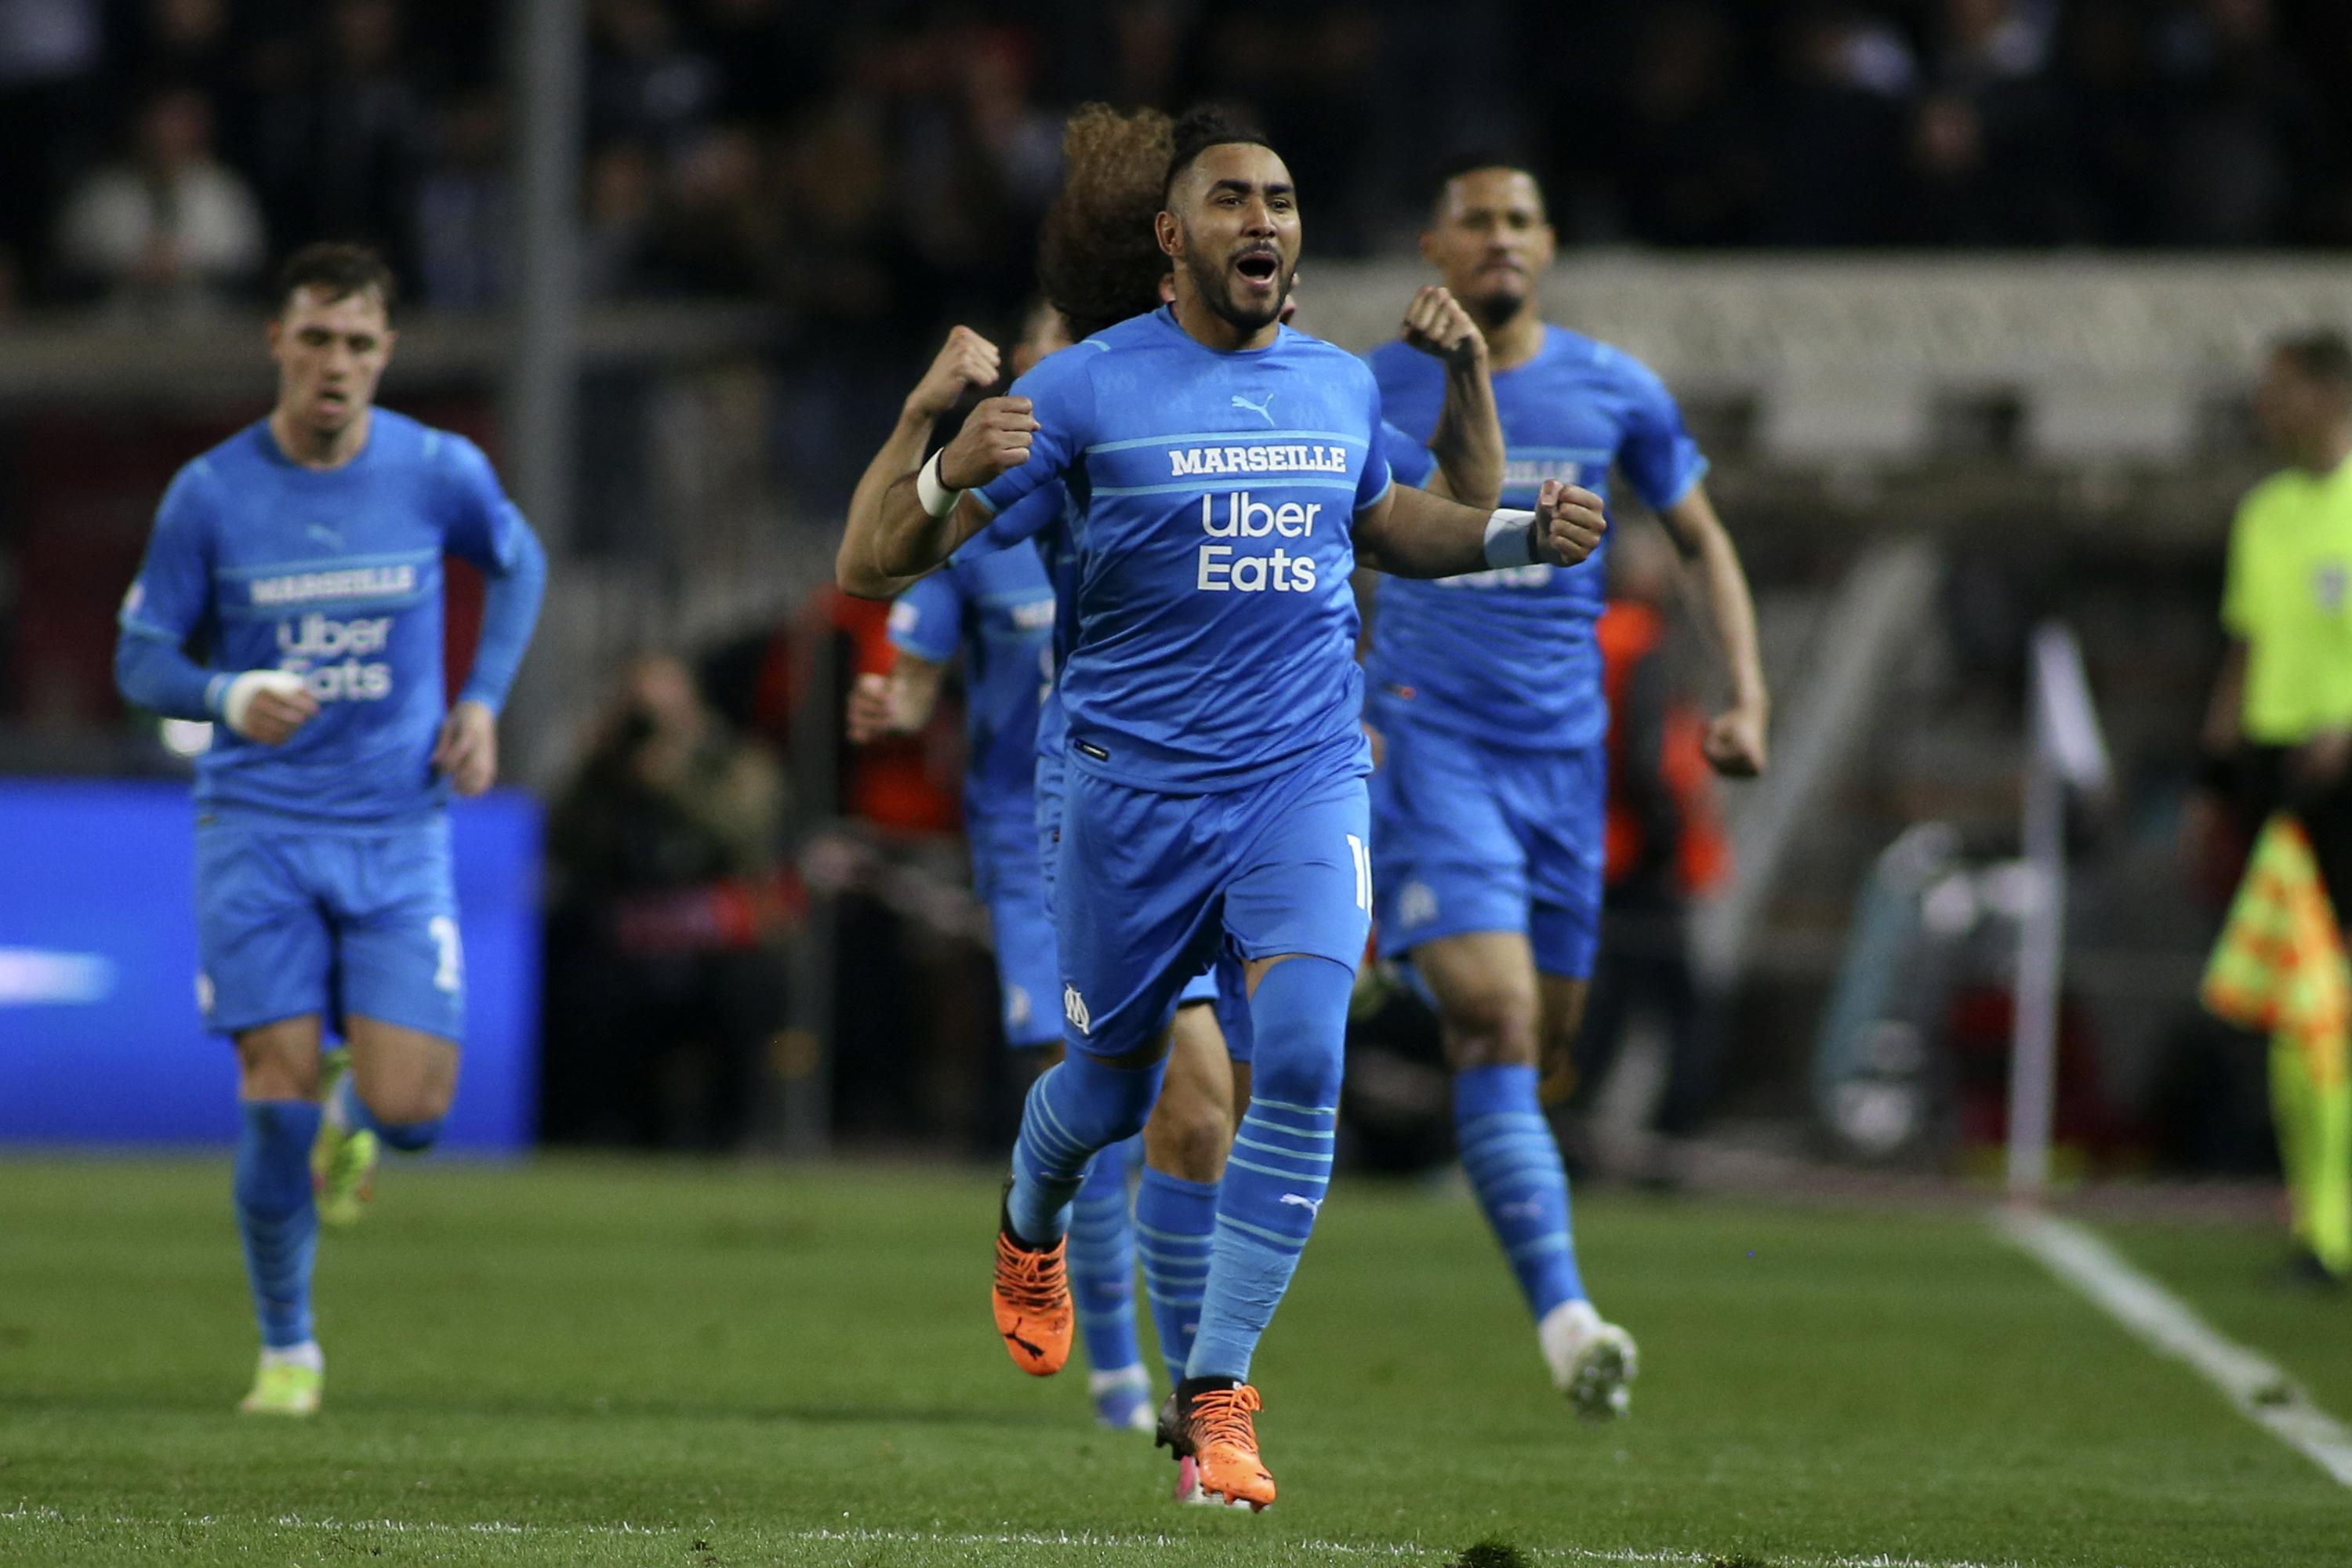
top-left (2153, 0), bottom-right (2325, 245)
top-left (248, 0), bottom-right (428, 281)
top-left (1901, 0), bottom-right (2070, 245)
top-left (544, 651), bottom-right (789, 1150)
top-left (581, 140), bottom-right (658, 301)
top-left (413, 89), bottom-right (507, 307)
top-left (53, 84), bottom-right (263, 318)
top-left (638, 124), bottom-right (776, 296)
top-left (1763, 4), bottom-right (1914, 246)
top-left (1605, 1), bottom-right (1766, 247)
top-left (0, 0), bottom-right (103, 276)
top-left (588, 0), bottom-right (718, 154)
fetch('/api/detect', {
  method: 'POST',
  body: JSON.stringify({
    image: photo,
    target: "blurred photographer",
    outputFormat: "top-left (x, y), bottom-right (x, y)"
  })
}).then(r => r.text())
top-left (543, 651), bottom-right (788, 1149)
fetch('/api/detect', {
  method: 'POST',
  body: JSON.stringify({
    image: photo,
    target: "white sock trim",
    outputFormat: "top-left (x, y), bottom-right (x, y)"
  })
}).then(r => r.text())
top-left (1087, 1364), bottom-right (1149, 1396)
top-left (260, 1341), bottom-right (324, 1373)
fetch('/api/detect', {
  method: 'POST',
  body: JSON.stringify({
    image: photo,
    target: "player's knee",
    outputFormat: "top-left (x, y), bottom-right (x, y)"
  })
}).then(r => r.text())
top-left (1440, 982), bottom-right (1540, 1072)
top-left (1145, 1091), bottom-right (1234, 1182)
top-left (361, 1079), bottom-right (454, 1134)
top-left (1246, 956), bottom-right (1353, 1110)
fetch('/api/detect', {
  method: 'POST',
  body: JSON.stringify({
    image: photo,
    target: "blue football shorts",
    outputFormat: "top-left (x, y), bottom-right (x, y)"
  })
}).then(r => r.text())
top-left (971, 809), bottom-right (1064, 1050)
top-left (1368, 703), bottom-right (1607, 982)
top-left (1036, 746), bottom-right (1250, 1060)
top-left (194, 812), bottom-right (465, 1042)
top-left (1053, 744), bottom-right (1372, 1060)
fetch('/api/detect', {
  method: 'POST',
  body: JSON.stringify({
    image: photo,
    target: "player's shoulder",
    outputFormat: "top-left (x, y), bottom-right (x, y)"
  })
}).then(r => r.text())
top-left (162, 423), bottom-right (270, 517)
top-left (372, 409), bottom-right (491, 475)
top-left (1365, 336), bottom-right (1425, 382)
top-left (1551, 324), bottom-right (1670, 394)
top-left (1014, 332), bottom-right (1117, 402)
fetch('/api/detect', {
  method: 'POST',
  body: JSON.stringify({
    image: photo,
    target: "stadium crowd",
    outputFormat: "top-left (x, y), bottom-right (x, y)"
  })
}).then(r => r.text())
top-left (2, 0), bottom-right (2351, 325)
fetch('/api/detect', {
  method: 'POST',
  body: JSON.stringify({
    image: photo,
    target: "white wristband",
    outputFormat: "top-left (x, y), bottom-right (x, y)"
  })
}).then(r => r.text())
top-left (222, 670), bottom-right (308, 735)
top-left (916, 450), bottom-right (964, 520)
top-left (1482, 508), bottom-right (1538, 569)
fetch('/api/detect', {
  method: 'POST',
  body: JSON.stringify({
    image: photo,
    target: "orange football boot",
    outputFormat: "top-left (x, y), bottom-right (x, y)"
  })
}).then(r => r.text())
top-left (1157, 1381), bottom-right (1276, 1511)
top-left (991, 1221), bottom-right (1073, 1377)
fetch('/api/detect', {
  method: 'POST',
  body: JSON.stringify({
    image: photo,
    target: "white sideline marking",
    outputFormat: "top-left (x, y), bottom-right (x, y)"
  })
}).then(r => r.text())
top-left (1998, 1208), bottom-right (2352, 1487)
top-left (0, 1508), bottom-right (2023, 1567)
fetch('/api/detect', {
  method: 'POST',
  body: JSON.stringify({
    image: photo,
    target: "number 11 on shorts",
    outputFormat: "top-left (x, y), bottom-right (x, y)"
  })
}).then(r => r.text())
top-left (1345, 833), bottom-right (1371, 913)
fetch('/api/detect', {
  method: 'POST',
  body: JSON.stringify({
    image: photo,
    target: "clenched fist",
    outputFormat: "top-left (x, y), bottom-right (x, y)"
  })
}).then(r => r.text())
top-left (937, 396), bottom-right (1040, 492)
top-left (1534, 478), bottom-right (1607, 567)
top-left (1400, 285), bottom-right (1486, 372)
top-left (906, 325), bottom-right (1001, 423)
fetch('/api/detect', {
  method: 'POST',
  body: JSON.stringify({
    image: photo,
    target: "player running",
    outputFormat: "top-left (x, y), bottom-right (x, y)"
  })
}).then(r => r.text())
top-left (840, 107), bottom-right (1501, 1487)
top-left (112, 244), bottom-right (546, 1417)
top-left (1362, 155), bottom-right (1769, 1418)
top-left (844, 108), bottom-right (1600, 1510)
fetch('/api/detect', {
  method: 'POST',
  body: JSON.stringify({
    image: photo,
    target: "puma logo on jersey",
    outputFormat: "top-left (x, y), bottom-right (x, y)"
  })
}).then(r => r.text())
top-left (1279, 1193), bottom-right (1324, 1218)
top-left (307, 523), bottom-right (344, 548)
top-left (1231, 391), bottom-right (1276, 426)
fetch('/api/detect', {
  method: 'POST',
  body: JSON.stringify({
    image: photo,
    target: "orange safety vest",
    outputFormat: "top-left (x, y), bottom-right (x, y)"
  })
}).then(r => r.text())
top-left (1596, 601), bottom-right (1733, 896)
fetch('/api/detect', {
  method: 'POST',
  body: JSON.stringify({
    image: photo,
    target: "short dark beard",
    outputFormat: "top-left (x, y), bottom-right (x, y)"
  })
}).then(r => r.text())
top-left (1464, 285), bottom-right (1526, 336)
top-left (1185, 241), bottom-right (1287, 335)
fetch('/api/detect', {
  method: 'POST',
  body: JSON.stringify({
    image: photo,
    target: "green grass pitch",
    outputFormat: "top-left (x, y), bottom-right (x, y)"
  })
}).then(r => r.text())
top-left (3, 1156), bottom-right (2345, 1566)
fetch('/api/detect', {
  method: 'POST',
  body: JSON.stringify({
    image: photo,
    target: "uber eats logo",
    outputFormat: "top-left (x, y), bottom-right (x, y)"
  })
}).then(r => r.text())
top-left (275, 613), bottom-right (394, 701)
top-left (1196, 491), bottom-right (1323, 593)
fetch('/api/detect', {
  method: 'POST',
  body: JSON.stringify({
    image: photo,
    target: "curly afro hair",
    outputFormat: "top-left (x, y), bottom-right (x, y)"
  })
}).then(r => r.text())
top-left (1036, 103), bottom-right (1174, 343)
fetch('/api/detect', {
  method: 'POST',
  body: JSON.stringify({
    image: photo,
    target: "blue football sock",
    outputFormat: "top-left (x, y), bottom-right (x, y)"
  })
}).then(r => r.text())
top-left (1007, 1050), bottom-right (1165, 1245)
top-left (1134, 1164), bottom-right (1218, 1388)
top-left (1067, 1134), bottom-right (1144, 1376)
top-left (1455, 1063), bottom-right (1584, 1319)
top-left (332, 1070), bottom-right (445, 1152)
top-left (1187, 955), bottom-right (1349, 1384)
top-left (234, 1100), bottom-right (321, 1350)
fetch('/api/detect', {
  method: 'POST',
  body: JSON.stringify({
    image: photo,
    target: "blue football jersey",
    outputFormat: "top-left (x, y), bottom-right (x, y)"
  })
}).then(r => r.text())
top-left (118, 411), bottom-right (538, 824)
top-left (888, 538), bottom-right (1056, 829)
top-left (1366, 325), bottom-right (1706, 750)
top-left (968, 425), bottom-right (1426, 779)
top-left (975, 307), bottom-right (1394, 794)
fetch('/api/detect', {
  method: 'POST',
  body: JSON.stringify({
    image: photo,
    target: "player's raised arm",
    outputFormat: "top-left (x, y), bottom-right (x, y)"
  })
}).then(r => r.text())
top-left (837, 326), bottom-right (1002, 598)
top-left (1356, 477), bottom-right (1606, 580)
top-left (851, 396), bottom-right (1040, 593)
top-left (1400, 285), bottom-right (1502, 509)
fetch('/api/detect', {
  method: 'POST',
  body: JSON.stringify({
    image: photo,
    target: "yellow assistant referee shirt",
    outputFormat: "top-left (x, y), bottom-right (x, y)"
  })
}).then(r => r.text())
top-left (2224, 456), bottom-right (2352, 745)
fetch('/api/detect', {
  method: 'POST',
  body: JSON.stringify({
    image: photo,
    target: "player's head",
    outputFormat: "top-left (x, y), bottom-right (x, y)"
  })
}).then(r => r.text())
top-left (1156, 107), bottom-right (1298, 335)
top-left (1421, 153), bottom-right (1555, 329)
top-left (268, 242), bottom-right (397, 438)
top-left (2257, 330), bottom-right (2352, 464)
top-left (1011, 296), bottom-right (1073, 379)
top-left (1037, 102), bottom-right (1175, 343)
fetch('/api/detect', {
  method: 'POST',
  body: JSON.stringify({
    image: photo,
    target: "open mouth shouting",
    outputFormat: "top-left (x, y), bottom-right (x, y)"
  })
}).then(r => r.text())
top-left (1231, 246), bottom-right (1283, 301)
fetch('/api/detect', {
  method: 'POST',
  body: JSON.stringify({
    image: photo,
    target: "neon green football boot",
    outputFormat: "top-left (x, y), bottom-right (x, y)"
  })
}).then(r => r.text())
top-left (311, 1050), bottom-right (379, 1229)
top-left (238, 1355), bottom-right (322, 1417)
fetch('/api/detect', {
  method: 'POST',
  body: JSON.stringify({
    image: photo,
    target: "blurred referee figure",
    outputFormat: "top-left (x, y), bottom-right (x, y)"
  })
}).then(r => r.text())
top-left (113, 243), bottom-right (547, 1414)
top-left (2195, 330), bottom-right (2352, 1285)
